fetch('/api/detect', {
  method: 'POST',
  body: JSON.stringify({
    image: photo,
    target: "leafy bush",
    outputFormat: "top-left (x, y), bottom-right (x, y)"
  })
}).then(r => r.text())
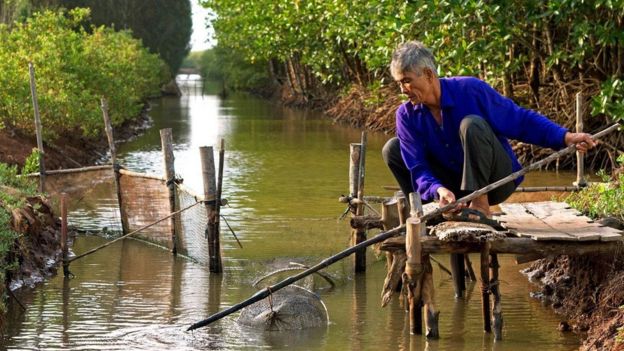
top-left (0, 8), bottom-right (168, 139)
top-left (565, 154), bottom-right (624, 221)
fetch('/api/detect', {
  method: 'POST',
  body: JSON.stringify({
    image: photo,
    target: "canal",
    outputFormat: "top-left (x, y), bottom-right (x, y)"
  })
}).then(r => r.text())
top-left (2, 76), bottom-right (581, 350)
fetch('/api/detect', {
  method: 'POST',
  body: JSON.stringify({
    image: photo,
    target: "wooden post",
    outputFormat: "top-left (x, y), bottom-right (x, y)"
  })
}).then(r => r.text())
top-left (409, 193), bottom-right (439, 338)
top-left (349, 142), bottom-right (366, 272)
top-left (160, 128), bottom-right (178, 255)
top-left (200, 146), bottom-right (222, 273)
top-left (100, 98), bottom-right (129, 234)
top-left (450, 253), bottom-right (466, 298)
top-left (28, 62), bottom-right (46, 192)
top-left (60, 193), bottom-right (70, 277)
top-left (381, 198), bottom-right (400, 230)
top-left (480, 242), bottom-right (492, 333)
top-left (405, 216), bottom-right (423, 335)
top-left (574, 92), bottom-right (587, 187)
top-left (490, 252), bottom-right (503, 340)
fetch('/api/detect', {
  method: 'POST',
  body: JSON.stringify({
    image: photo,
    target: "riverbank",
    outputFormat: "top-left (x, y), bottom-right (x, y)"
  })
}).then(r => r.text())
top-left (0, 106), bottom-right (152, 170)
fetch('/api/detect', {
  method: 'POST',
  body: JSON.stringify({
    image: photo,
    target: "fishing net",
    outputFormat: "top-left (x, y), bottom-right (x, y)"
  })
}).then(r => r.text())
top-left (42, 167), bottom-right (210, 263)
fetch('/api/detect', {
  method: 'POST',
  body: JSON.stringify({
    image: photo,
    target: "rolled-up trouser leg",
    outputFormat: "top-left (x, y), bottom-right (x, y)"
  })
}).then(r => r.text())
top-left (459, 115), bottom-right (516, 205)
top-left (382, 137), bottom-right (414, 198)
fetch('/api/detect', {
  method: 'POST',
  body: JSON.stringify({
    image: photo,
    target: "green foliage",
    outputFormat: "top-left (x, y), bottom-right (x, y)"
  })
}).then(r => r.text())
top-left (565, 159), bottom-right (624, 221)
top-left (592, 77), bottom-right (624, 121)
top-left (60, 0), bottom-right (193, 75)
top-left (22, 148), bottom-right (40, 175)
top-left (0, 163), bottom-right (36, 196)
top-left (0, 8), bottom-right (167, 139)
top-left (181, 51), bottom-right (204, 70)
top-left (198, 45), bottom-right (270, 92)
top-left (202, 0), bottom-right (624, 117)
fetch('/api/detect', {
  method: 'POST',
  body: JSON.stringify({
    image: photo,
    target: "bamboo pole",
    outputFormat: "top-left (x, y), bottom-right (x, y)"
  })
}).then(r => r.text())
top-left (160, 128), bottom-right (178, 255)
top-left (214, 139), bottom-right (225, 260)
top-left (28, 62), bottom-right (46, 192)
top-left (24, 164), bottom-right (112, 177)
top-left (575, 93), bottom-right (587, 187)
top-left (61, 193), bottom-right (70, 277)
top-left (200, 146), bottom-right (222, 273)
top-left (100, 98), bottom-right (129, 234)
top-left (405, 193), bottom-right (424, 335)
top-left (490, 252), bottom-right (503, 340)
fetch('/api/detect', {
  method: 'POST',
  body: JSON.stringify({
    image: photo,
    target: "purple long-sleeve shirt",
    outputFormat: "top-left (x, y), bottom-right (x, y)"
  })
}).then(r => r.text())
top-left (396, 76), bottom-right (568, 201)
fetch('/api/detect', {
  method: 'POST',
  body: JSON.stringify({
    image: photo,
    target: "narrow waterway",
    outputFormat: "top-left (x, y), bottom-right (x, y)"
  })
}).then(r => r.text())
top-left (2, 76), bottom-right (581, 350)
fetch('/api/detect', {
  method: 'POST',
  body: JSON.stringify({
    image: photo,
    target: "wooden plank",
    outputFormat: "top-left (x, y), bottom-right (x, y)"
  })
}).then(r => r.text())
top-left (497, 203), bottom-right (576, 241)
top-left (498, 202), bottom-right (623, 242)
top-left (524, 202), bottom-right (621, 241)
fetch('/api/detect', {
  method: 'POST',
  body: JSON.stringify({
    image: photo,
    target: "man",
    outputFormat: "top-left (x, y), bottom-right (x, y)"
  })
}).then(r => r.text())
top-left (383, 41), bottom-right (596, 219)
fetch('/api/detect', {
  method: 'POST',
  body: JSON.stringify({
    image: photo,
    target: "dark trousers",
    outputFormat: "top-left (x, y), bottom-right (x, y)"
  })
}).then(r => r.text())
top-left (382, 115), bottom-right (516, 206)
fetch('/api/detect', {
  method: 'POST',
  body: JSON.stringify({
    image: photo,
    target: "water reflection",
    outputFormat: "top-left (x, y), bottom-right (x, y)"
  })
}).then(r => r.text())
top-left (2, 77), bottom-right (583, 350)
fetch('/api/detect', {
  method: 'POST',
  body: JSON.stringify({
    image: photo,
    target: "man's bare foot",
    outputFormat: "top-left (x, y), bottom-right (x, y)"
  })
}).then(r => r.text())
top-left (468, 195), bottom-right (491, 217)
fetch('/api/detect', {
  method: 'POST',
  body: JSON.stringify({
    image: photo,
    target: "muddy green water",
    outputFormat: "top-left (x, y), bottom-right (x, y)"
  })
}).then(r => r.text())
top-left (2, 76), bottom-right (581, 350)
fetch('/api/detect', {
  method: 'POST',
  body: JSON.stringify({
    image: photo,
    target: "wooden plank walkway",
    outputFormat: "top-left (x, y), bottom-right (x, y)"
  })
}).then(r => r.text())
top-left (494, 201), bottom-right (622, 242)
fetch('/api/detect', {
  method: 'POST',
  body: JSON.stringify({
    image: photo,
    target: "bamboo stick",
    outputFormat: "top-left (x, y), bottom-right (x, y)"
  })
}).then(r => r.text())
top-left (28, 62), bottom-right (46, 192)
top-left (100, 98), bottom-right (129, 234)
top-left (515, 185), bottom-right (580, 192)
top-left (575, 93), bottom-right (587, 187)
top-left (24, 164), bottom-right (112, 177)
top-left (160, 128), bottom-right (178, 255)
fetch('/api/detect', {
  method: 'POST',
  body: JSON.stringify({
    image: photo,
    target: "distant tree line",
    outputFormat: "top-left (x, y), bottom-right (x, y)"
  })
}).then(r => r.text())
top-left (0, 0), bottom-right (192, 75)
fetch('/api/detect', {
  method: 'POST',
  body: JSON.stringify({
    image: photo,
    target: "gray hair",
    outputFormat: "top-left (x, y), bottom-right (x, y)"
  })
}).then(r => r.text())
top-left (390, 41), bottom-right (437, 78)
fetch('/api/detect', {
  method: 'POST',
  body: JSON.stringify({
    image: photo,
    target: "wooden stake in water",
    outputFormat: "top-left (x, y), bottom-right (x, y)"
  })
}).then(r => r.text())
top-left (349, 140), bottom-right (366, 272)
top-left (28, 63), bottom-right (46, 192)
top-left (161, 128), bottom-right (178, 255)
top-left (200, 146), bottom-right (222, 273)
top-left (100, 98), bottom-right (129, 234)
top-left (61, 193), bottom-right (70, 277)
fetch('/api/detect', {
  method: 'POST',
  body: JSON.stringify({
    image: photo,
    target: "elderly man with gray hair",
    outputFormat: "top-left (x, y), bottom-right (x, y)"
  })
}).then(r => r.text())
top-left (382, 40), bottom-right (596, 222)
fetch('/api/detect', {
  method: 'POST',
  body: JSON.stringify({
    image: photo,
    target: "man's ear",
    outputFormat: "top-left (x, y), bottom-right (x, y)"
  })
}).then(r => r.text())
top-left (424, 68), bottom-right (435, 80)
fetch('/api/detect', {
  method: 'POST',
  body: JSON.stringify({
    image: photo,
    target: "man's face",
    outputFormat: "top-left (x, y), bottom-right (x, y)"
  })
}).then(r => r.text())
top-left (394, 69), bottom-right (433, 105)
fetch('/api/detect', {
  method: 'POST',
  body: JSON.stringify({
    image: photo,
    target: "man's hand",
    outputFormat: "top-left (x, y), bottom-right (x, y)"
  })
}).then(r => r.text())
top-left (437, 187), bottom-right (464, 211)
top-left (565, 132), bottom-right (597, 153)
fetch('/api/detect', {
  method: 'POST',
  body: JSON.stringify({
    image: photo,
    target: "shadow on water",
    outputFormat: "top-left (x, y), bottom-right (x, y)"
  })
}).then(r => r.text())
top-left (1, 76), bottom-right (584, 350)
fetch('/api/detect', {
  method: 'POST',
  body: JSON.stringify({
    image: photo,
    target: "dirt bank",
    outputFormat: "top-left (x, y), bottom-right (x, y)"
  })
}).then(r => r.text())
top-left (0, 191), bottom-right (63, 327)
top-left (0, 106), bottom-right (152, 170)
top-left (524, 218), bottom-right (624, 351)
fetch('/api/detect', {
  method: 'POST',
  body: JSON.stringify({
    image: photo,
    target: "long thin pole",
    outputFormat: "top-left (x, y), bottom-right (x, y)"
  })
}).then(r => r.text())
top-left (101, 98), bottom-right (129, 234)
top-left (160, 128), bottom-right (178, 255)
top-left (28, 62), bottom-right (46, 192)
top-left (187, 225), bottom-right (404, 331)
top-left (186, 122), bottom-right (621, 331)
